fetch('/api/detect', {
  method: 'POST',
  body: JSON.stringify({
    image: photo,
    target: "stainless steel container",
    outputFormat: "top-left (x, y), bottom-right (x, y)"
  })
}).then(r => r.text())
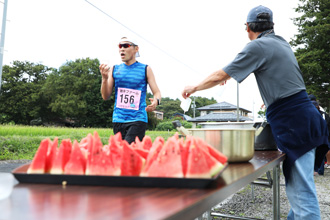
top-left (189, 128), bottom-right (255, 163)
top-left (198, 122), bottom-right (255, 129)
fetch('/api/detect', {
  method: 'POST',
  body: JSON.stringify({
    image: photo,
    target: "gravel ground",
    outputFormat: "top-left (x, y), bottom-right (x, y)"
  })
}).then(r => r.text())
top-left (211, 166), bottom-right (330, 220)
top-left (1, 160), bottom-right (329, 220)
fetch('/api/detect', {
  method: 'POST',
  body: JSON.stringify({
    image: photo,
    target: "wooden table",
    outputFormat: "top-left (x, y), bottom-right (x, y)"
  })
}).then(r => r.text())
top-left (0, 151), bottom-right (285, 220)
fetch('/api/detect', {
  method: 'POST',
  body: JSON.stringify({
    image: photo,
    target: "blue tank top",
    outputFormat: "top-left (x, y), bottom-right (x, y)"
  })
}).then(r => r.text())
top-left (112, 62), bottom-right (148, 123)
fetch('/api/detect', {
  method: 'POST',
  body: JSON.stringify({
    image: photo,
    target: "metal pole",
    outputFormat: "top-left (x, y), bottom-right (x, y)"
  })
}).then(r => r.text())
top-left (193, 96), bottom-right (195, 118)
top-left (237, 82), bottom-right (239, 122)
top-left (0, 0), bottom-right (9, 92)
top-left (273, 165), bottom-right (280, 220)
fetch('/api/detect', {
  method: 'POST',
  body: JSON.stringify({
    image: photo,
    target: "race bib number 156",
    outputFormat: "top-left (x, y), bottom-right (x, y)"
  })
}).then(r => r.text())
top-left (116, 87), bottom-right (141, 110)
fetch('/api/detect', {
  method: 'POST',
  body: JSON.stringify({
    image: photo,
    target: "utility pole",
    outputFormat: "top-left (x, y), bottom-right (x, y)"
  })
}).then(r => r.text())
top-left (0, 0), bottom-right (9, 92)
top-left (192, 96), bottom-right (196, 118)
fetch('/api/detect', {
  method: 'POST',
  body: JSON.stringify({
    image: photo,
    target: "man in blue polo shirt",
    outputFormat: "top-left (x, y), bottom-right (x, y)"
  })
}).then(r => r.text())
top-left (182, 5), bottom-right (329, 220)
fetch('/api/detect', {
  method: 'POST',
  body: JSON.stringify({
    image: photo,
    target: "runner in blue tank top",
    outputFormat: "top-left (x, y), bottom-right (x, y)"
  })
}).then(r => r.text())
top-left (99, 37), bottom-right (161, 144)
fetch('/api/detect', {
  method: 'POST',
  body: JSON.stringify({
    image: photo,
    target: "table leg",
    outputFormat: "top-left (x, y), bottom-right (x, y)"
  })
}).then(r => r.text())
top-left (272, 165), bottom-right (280, 220)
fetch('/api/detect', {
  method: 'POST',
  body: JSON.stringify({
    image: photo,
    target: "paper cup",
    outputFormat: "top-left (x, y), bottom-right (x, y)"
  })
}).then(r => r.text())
top-left (180, 98), bottom-right (192, 112)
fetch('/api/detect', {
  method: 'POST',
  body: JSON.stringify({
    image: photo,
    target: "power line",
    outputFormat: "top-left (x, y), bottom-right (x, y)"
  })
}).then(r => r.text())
top-left (84, 0), bottom-right (200, 75)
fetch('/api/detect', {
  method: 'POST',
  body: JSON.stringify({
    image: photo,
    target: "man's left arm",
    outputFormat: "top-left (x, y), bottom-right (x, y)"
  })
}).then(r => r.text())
top-left (145, 66), bottom-right (161, 112)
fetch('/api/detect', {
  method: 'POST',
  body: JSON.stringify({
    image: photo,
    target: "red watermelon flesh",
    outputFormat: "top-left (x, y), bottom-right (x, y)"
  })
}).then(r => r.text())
top-left (109, 134), bottom-right (123, 172)
top-left (133, 148), bottom-right (149, 160)
top-left (93, 131), bottom-right (103, 153)
top-left (120, 141), bottom-right (145, 176)
top-left (141, 135), bottom-right (153, 151)
top-left (185, 139), bottom-right (211, 178)
top-left (85, 132), bottom-right (104, 175)
top-left (179, 137), bottom-right (189, 176)
top-left (134, 136), bottom-right (143, 149)
top-left (186, 139), bottom-right (224, 178)
top-left (196, 144), bottom-right (225, 177)
top-left (140, 137), bottom-right (164, 176)
top-left (50, 139), bottom-right (72, 174)
top-left (64, 140), bottom-right (86, 175)
top-left (113, 131), bottom-right (123, 142)
top-left (45, 137), bottom-right (58, 173)
top-left (143, 136), bottom-right (183, 178)
top-left (27, 138), bottom-right (52, 174)
top-left (79, 136), bottom-right (88, 149)
top-left (86, 150), bottom-right (120, 176)
top-left (195, 137), bottom-right (227, 164)
top-left (173, 132), bottom-right (179, 140)
top-left (154, 136), bottom-right (165, 145)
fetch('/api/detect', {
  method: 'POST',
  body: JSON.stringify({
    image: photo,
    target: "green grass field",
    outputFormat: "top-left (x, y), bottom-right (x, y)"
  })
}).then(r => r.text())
top-left (0, 125), bottom-right (176, 160)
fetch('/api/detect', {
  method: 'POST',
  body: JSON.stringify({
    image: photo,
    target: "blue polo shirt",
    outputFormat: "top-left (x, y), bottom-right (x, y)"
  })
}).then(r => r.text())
top-left (223, 30), bottom-right (305, 107)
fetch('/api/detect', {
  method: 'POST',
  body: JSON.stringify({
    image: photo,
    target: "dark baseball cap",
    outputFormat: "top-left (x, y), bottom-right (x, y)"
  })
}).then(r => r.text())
top-left (247, 5), bottom-right (273, 23)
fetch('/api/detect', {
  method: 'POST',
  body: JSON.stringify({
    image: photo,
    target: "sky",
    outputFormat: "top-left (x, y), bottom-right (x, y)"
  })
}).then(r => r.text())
top-left (1, 0), bottom-right (301, 119)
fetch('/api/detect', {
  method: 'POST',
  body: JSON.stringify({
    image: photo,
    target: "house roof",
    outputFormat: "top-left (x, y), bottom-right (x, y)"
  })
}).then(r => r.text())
top-left (197, 101), bottom-right (252, 113)
top-left (172, 113), bottom-right (193, 121)
top-left (187, 112), bottom-right (253, 122)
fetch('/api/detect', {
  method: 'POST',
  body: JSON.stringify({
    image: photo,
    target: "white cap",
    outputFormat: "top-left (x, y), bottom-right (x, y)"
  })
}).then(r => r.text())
top-left (119, 37), bottom-right (140, 57)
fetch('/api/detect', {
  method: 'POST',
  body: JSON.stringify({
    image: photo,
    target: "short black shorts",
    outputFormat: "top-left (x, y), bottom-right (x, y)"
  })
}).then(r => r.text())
top-left (113, 121), bottom-right (147, 144)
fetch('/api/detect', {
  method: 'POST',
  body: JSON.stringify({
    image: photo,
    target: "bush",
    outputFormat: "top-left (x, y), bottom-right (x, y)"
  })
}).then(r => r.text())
top-left (155, 119), bottom-right (193, 131)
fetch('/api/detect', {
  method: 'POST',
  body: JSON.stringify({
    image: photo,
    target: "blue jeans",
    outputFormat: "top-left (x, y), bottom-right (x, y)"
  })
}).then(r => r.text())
top-left (286, 148), bottom-right (321, 220)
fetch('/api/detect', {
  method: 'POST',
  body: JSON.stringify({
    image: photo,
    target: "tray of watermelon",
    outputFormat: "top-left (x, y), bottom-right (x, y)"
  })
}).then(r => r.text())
top-left (12, 132), bottom-right (228, 188)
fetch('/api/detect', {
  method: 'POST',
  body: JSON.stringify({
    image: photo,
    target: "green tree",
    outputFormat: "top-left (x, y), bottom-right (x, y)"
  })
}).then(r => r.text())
top-left (156, 97), bottom-right (182, 119)
top-left (290, 0), bottom-right (330, 111)
top-left (0, 61), bottom-right (52, 124)
top-left (41, 58), bottom-right (113, 127)
top-left (189, 96), bottom-right (218, 117)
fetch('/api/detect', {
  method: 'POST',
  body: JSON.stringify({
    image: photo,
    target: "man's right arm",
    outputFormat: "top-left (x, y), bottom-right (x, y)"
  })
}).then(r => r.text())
top-left (100, 64), bottom-right (114, 100)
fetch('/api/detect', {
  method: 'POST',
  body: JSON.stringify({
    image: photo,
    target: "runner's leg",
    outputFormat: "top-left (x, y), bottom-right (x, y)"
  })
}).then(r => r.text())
top-left (124, 122), bottom-right (147, 144)
top-left (113, 123), bottom-right (126, 140)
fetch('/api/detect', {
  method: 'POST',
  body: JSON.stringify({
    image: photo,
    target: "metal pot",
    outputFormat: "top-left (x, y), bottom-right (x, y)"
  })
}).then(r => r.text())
top-left (188, 128), bottom-right (255, 163)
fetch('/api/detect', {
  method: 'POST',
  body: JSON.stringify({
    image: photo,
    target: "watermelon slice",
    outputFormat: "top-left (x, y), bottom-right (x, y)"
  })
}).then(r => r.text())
top-left (134, 136), bottom-right (143, 149)
top-left (133, 148), bottom-right (149, 159)
top-left (64, 140), bottom-right (86, 175)
top-left (50, 139), bottom-right (72, 174)
top-left (179, 136), bottom-right (189, 176)
top-left (185, 139), bottom-right (224, 178)
top-left (108, 133), bottom-right (123, 172)
top-left (27, 138), bottom-right (52, 174)
top-left (143, 136), bottom-right (183, 178)
top-left (140, 137), bottom-right (164, 176)
top-left (85, 132), bottom-right (103, 175)
top-left (45, 137), bottom-right (58, 173)
top-left (141, 135), bottom-right (153, 151)
top-left (194, 137), bottom-right (228, 164)
top-left (120, 141), bottom-right (145, 176)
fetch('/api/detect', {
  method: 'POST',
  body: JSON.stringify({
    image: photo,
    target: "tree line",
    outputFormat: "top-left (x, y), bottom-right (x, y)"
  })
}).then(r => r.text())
top-left (0, 59), bottom-right (216, 129)
top-left (1, 0), bottom-right (329, 127)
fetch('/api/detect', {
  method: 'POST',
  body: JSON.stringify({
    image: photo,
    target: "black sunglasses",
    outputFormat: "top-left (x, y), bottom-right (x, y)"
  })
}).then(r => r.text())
top-left (119, 43), bottom-right (133, 49)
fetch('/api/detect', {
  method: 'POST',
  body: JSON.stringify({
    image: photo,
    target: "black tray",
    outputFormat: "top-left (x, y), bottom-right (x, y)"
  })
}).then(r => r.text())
top-left (12, 163), bottom-right (227, 189)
